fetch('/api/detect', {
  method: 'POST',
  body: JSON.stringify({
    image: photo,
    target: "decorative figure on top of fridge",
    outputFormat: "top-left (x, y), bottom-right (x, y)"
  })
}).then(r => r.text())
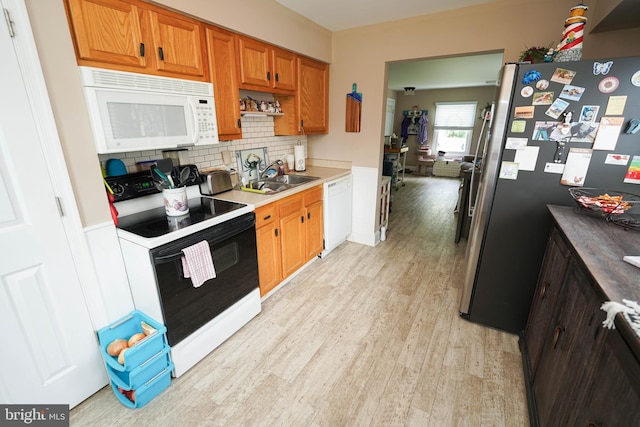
top-left (553, 2), bottom-right (588, 62)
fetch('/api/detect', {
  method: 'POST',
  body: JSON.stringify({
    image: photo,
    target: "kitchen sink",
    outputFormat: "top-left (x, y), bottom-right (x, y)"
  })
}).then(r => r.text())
top-left (265, 175), bottom-right (320, 185)
top-left (239, 175), bottom-right (320, 194)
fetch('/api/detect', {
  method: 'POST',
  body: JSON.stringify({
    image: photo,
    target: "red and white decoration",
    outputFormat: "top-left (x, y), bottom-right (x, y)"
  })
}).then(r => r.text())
top-left (554, 2), bottom-right (588, 62)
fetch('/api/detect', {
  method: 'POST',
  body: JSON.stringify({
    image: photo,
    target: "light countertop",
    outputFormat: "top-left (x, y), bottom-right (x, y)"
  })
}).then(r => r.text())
top-left (113, 166), bottom-right (350, 248)
top-left (211, 165), bottom-right (351, 209)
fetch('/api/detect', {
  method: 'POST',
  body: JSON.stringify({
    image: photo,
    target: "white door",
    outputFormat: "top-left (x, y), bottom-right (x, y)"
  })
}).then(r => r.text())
top-left (0, 2), bottom-right (106, 407)
top-left (384, 98), bottom-right (396, 136)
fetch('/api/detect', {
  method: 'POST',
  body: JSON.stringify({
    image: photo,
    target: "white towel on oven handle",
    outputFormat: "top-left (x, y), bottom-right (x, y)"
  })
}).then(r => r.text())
top-left (181, 240), bottom-right (216, 288)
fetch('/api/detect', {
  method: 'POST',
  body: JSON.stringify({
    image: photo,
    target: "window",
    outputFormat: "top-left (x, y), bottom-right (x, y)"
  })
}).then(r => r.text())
top-left (433, 102), bottom-right (477, 155)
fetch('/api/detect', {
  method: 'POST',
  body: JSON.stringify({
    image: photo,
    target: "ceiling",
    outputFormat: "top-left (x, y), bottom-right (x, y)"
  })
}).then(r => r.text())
top-left (387, 53), bottom-right (504, 92)
top-left (274, 0), bottom-right (506, 92)
top-left (274, 0), bottom-right (504, 32)
top-left (590, 0), bottom-right (640, 33)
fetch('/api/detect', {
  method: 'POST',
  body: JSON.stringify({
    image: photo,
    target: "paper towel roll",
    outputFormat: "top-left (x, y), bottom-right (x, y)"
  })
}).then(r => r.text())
top-left (294, 145), bottom-right (306, 171)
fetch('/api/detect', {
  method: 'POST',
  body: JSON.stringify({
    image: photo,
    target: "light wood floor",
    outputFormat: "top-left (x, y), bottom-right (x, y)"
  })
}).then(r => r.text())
top-left (71, 175), bottom-right (529, 426)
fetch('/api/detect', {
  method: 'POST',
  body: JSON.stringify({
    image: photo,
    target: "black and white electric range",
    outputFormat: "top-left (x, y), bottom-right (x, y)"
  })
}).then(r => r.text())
top-left (107, 166), bottom-right (261, 377)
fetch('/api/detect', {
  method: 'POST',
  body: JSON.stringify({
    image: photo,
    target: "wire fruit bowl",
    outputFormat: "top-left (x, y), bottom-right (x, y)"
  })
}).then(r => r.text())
top-left (608, 214), bottom-right (640, 231)
top-left (568, 188), bottom-right (640, 230)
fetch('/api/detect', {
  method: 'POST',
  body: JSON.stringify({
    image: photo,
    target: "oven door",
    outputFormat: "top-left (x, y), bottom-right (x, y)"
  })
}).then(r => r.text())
top-left (150, 212), bottom-right (258, 345)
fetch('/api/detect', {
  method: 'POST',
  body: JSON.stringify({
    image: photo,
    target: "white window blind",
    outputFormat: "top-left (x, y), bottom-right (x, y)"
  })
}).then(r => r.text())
top-left (434, 102), bottom-right (477, 127)
top-left (433, 101), bottom-right (477, 154)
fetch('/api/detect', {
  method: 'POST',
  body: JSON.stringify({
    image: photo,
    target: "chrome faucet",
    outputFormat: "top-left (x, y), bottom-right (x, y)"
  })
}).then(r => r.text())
top-left (258, 159), bottom-right (284, 179)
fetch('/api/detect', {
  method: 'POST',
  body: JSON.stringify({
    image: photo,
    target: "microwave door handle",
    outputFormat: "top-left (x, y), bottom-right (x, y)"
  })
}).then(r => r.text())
top-left (188, 99), bottom-right (200, 144)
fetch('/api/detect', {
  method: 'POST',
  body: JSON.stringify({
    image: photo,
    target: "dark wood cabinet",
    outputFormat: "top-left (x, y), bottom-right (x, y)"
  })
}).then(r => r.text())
top-left (532, 260), bottom-right (605, 426)
top-left (523, 206), bottom-right (640, 426)
top-left (575, 327), bottom-right (640, 427)
top-left (525, 228), bottom-right (572, 378)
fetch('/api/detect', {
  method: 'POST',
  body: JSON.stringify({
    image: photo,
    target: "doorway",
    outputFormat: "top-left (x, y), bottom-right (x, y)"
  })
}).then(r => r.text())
top-left (383, 52), bottom-right (503, 243)
top-left (385, 52), bottom-right (503, 171)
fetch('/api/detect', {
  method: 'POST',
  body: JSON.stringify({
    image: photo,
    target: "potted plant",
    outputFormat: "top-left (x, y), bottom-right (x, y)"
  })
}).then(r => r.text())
top-left (519, 45), bottom-right (553, 64)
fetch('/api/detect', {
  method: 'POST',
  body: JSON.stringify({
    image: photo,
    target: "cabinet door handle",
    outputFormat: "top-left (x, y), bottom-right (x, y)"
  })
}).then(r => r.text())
top-left (275, 72), bottom-right (279, 82)
top-left (301, 216), bottom-right (305, 223)
top-left (275, 228), bottom-right (278, 237)
top-left (307, 212), bottom-right (311, 220)
top-left (158, 47), bottom-right (164, 61)
top-left (237, 119), bottom-right (242, 129)
top-left (267, 71), bottom-right (271, 81)
top-left (540, 282), bottom-right (549, 299)
top-left (552, 326), bottom-right (565, 350)
top-left (139, 43), bottom-right (145, 57)
top-left (263, 214), bottom-right (271, 221)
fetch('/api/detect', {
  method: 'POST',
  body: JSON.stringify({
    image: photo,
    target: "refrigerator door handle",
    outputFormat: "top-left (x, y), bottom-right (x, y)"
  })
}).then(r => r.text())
top-left (468, 104), bottom-right (494, 218)
top-left (459, 64), bottom-right (518, 315)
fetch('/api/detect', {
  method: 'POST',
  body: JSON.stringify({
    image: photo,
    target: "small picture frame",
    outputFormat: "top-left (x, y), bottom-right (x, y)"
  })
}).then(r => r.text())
top-left (579, 105), bottom-right (599, 123)
top-left (236, 147), bottom-right (269, 180)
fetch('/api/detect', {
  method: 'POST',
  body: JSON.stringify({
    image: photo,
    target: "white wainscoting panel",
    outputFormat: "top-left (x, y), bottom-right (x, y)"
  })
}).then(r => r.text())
top-left (84, 221), bottom-right (135, 328)
top-left (348, 166), bottom-right (380, 247)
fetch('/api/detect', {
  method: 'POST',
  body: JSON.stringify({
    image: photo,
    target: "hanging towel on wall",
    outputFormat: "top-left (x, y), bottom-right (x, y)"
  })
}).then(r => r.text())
top-left (181, 240), bottom-right (216, 288)
top-left (400, 116), bottom-right (410, 143)
top-left (418, 114), bottom-right (429, 144)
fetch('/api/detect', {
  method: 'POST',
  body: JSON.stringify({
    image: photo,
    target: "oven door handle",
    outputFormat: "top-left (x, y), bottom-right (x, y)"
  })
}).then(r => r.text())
top-left (154, 248), bottom-right (208, 263)
top-left (151, 213), bottom-right (255, 264)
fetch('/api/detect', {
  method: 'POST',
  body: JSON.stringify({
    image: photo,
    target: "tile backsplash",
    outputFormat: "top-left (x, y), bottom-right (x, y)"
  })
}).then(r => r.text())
top-left (98, 116), bottom-right (307, 174)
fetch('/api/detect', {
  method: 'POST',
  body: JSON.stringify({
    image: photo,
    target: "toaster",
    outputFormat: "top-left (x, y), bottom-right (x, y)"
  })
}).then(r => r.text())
top-left (200, 170), bottom-right (233, 195)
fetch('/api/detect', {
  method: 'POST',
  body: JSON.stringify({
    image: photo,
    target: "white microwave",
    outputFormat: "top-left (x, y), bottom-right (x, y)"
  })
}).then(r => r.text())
top-left (79, 67), bottom-right (219, 154)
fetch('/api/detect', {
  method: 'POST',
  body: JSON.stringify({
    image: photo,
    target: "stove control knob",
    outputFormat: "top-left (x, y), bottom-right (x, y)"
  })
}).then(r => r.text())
top-left (111, 183), bottom-right (125, 197)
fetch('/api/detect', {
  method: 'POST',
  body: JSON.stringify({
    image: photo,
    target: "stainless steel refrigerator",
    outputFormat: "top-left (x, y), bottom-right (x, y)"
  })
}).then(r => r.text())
top-left (459, 56), bottom-right (640, 334)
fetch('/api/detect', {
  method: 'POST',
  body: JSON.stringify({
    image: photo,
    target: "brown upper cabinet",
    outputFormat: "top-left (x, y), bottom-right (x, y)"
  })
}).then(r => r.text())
top-left (65, 0), bottom-right (329, 138)
top-left (65, 0), bottom-right (208, 81)
top-left (147, 9), bottom-right (207, 78)
top-left (237, 36), bottom-right (296, 94)
top-left (205, 25), bottom-right (242, 140)
top-left (273, 56), bottom-right (329, 136)
top-left (297, 56), bottom-right (329, 134)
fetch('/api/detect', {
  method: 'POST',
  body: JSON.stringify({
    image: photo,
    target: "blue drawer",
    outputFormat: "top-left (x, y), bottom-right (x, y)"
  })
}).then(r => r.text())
top-left (111, 362), bottom-right (174, 408)
top-left (97, 310), bottom-right (168, 372)
top-left (107, 347), bottom-right (170, 390)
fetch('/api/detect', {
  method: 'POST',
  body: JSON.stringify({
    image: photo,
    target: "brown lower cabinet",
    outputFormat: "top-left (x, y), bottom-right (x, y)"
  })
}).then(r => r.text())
top-left (523, 210), bottom-right (640, 426)
top-left (255, 186), bottom-right (323, 296)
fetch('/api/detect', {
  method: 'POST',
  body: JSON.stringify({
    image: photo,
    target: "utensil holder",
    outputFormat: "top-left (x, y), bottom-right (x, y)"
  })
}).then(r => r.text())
top-left (163, 187), bottom-right (189, 217)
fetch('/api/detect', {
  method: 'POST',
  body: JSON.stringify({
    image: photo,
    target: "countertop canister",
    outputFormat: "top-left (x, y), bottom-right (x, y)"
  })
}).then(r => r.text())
top-left (163, 187), bottom-right (189, 216)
